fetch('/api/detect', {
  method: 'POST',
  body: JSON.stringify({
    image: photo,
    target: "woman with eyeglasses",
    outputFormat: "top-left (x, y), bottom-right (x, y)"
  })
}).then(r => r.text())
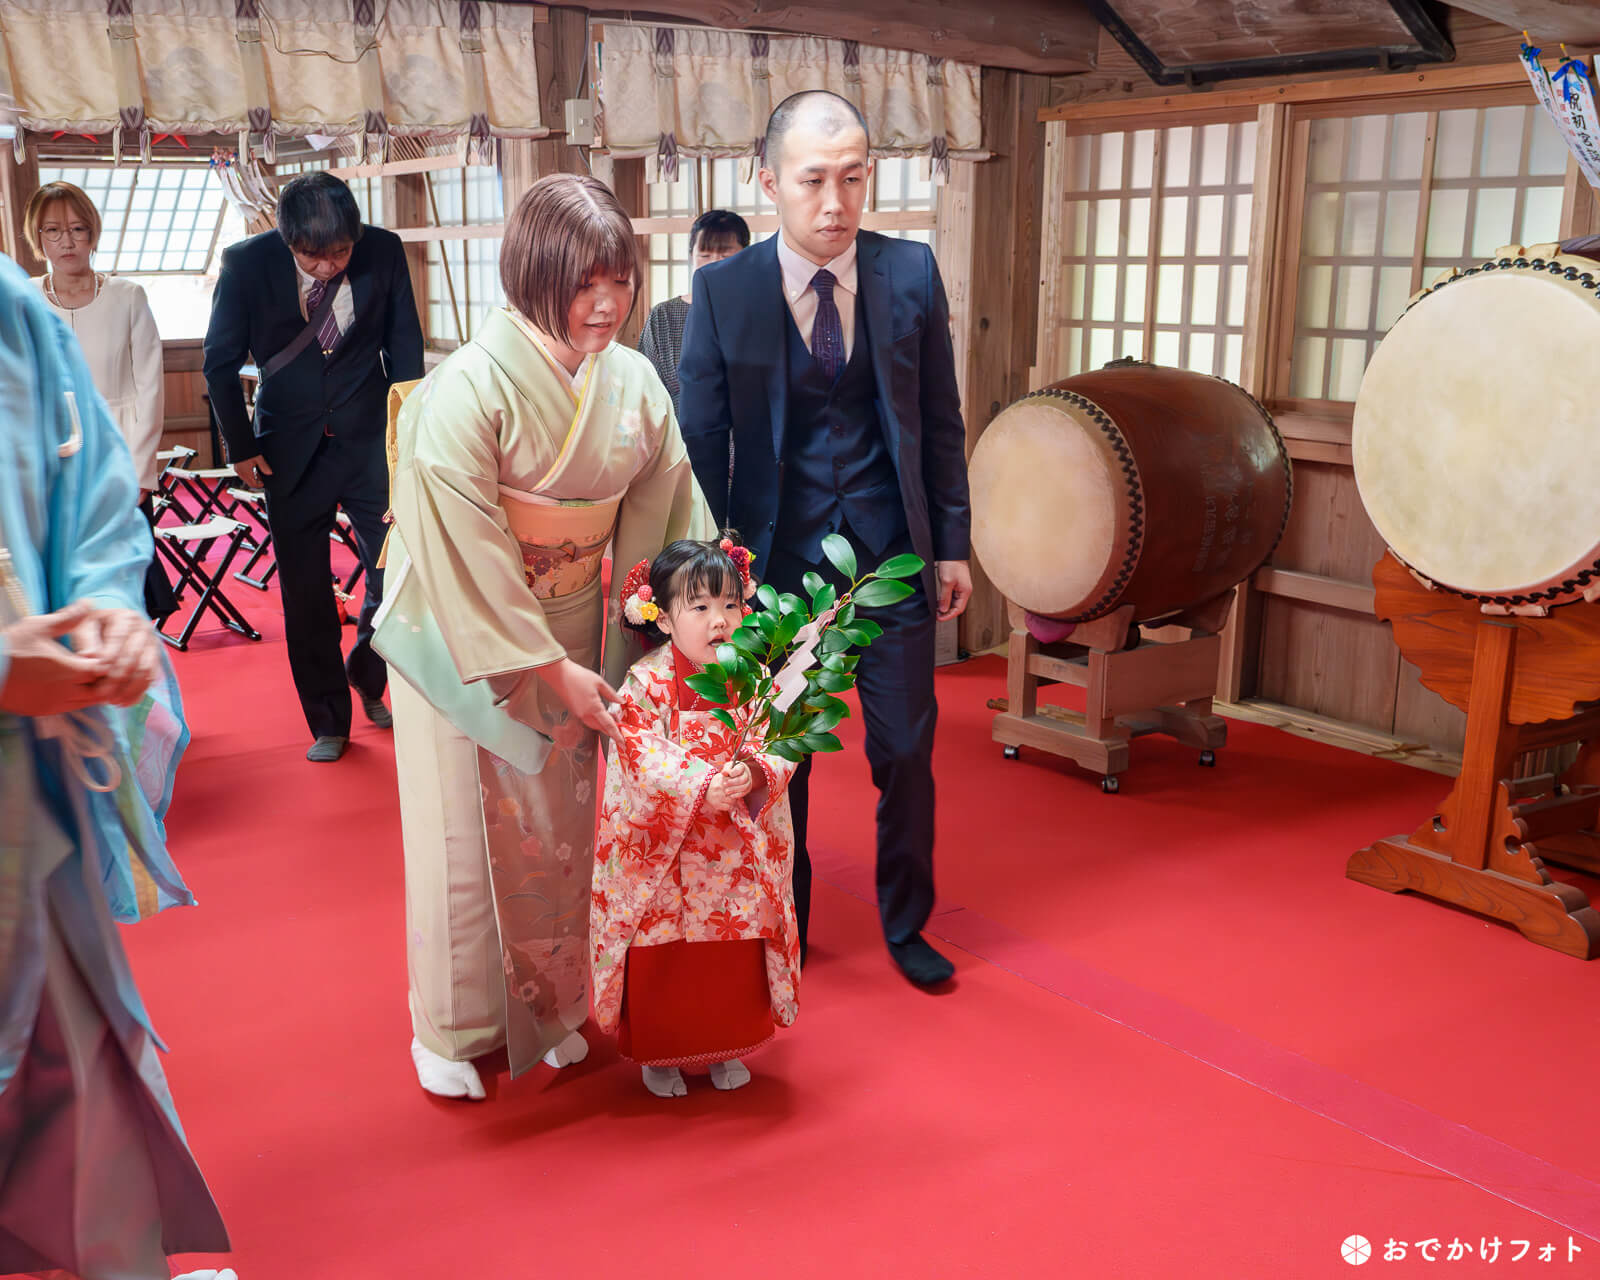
top-left (27, 180), bottom-right (175, 622)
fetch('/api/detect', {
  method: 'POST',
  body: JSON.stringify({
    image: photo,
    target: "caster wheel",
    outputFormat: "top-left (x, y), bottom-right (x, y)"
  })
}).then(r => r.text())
top-left (1199, 750), bottom-right (1216, 767)
top-left (1101, 775), bottom-right (1120, 794)
top-left (1002, 745), bottom-right (1020, 760)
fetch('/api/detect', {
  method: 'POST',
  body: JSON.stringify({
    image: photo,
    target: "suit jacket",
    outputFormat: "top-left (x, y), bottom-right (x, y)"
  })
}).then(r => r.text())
top-left (202, 225), bottom-right (424, 493)
top-left (677, 230), bottom-right (970, 595)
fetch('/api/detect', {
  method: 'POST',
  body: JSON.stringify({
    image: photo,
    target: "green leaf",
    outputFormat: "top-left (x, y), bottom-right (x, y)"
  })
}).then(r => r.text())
top-left (775, 610), bottom-right (804, 648)
top-left (702, 662), bottom-right (726, 684)
top-left (810, 693), bottom-right (849, 718)
top-left (811, 581), bottom-right (838, 614)
top-left (871, 552), bottom-right (925, 579)
top-left (820, 533), bottom-right (857, 580)
top-left (710, 708), bottom-right (739, 731)
top-left (853, 579), bottom-right (916, 609)
top-left (820, 653), bottom-right (857, 674)
top-left (801, 731), bottom-right (844, 753)
top-left (802, 571), bottom-right (826, 598)
top-left (768, 739), bottom-right (805, 763)
top-left (848, 618), bottom-right (884, 641)
top-left (820, 629), bottom-right (851, 655)
top-left (777, 592), bottom-right (806, 616)
top-left (835, 601), bottom-right (856, 627)
top-left (815, 669), bottom-right (854, 693)
top-left (730, 627), bottom-right (765, 654)
top-left (754, 611), bottom-right (779, 641)
top-left (757, 583), bottom-right (779, 610)
top-left (716, 643), bottom-right (741, 670)
top-left (684, 673), bottom-right (731, 704)
top-left (809, 703), bottom-right (848, 733)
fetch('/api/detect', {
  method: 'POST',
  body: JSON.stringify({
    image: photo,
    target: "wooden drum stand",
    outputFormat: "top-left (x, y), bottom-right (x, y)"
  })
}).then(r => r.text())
top-left (990, 591), bottom-right (1233, 792)
top-left (1347, 553), bottom-right (1600, 958)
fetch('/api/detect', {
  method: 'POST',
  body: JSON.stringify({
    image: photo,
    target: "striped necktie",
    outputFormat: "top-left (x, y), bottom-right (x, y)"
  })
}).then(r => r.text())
top-left (306, 276), bottom-right (343, 355)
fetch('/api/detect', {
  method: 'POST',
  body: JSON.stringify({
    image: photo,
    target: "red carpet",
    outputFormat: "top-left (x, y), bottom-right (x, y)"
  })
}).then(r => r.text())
top-left (123, 586), bottom-right (1600, 1278)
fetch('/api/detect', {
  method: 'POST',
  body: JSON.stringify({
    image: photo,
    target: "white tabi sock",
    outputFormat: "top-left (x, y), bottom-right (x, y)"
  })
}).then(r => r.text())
top-left (542, 1029), bottom-right (589, 1068)
top-left (708, 1058), bottom-right (751, 1091)
top-left (642, 1065), bottom-right (687, 1097)
top-left (173, 1270), bottom-right (239, 1279)
top-left (410, 1035), bottom-right (486, 1101)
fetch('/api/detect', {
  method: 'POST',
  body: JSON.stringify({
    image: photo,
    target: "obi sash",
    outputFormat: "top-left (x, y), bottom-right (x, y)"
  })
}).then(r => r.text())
top-left (500, 486), bottom-right (620, 600)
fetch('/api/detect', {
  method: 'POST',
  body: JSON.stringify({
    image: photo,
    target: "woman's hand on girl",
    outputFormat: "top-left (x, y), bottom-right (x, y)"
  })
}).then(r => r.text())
top-left (539, 658), bottom-right (622, 741)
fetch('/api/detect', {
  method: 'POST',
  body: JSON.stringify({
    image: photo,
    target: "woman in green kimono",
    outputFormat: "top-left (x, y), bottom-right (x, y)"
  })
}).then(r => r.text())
top-left (374, 173), bottom-right (714, 1101)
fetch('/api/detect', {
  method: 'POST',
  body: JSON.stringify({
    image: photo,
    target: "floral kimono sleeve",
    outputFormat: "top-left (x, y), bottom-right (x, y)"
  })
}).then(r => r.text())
top-left (742, 750), bottom-right (799, 827)
top-left (590, 663), bottom-right (718, 1033)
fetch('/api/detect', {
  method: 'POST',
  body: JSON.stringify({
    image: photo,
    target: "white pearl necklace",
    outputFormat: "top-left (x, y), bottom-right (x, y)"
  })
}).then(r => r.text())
top-left (45, 270), bottom-right (102, 311)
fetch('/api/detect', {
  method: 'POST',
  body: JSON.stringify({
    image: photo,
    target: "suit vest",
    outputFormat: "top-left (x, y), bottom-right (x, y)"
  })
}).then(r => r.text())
top-left (774, 294), bottom-right (907, 563)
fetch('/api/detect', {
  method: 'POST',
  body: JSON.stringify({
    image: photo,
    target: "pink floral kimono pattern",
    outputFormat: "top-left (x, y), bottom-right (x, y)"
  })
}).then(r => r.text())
top-left (591, 642), bottom-right (801, 1036)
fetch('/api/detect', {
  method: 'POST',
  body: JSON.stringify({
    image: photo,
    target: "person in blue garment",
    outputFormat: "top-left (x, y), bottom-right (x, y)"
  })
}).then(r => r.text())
top-left (0, 254), bottom-right (234, 1280)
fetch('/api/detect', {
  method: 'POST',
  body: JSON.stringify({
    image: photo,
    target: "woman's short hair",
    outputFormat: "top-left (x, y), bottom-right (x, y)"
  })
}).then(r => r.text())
top-left (689, 209), bottom-right (751, 257)
top-left (501, 173), bottom-right (640, 346)
top-left (24, 182), bottom-right (102, 258)
top-left (277, 173), bottom-right (364, 254)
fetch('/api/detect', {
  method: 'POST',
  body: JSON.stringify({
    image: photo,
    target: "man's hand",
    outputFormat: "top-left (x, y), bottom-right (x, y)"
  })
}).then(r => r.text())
top-left (705, 761), bottom-right (753, 814)
top-left (70, 607), bottom-right (161, 708)
top-left (0, 602), bottom-right (112, 716)
top-left (538, 658), bottom-right (622, 741)
top-left (232, 454), bottom-right (273, 489)
top-left (934, 560), bottom-right (973, 622)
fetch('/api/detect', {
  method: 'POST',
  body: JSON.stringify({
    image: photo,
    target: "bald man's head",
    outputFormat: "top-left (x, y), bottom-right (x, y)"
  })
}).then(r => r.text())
top-left (764, 90), bottom-right (869, 176)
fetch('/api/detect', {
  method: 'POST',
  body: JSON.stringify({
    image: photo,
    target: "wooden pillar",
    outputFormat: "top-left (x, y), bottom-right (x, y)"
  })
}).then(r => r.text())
top-left (610, 156), bottom-right (650, 349)
top-left (500, 5), bottom-right (590, 214)
top-left (944, 68), bottom-right (1049, 656)
top-left (387, 173), bottom-right (430, 337)
top-left (0, 135), bottom-right (43, 276)
top-left (1217, 101), bottom-right (1291, 704)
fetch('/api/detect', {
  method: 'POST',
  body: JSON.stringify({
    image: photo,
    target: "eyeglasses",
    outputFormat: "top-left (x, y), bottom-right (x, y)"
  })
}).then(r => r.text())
top-left (39, 225), bottom-right (93, 244)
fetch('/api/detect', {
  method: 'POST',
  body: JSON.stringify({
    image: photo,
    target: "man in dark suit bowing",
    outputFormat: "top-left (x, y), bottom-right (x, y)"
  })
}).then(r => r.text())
top-left (205, 172), bottom-right (424, 762)
top-left (678, 90), bottom-right (973, 986)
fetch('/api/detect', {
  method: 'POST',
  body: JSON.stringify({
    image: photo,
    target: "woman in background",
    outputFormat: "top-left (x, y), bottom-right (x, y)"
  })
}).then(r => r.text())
top-left (638, 208), bottom-right (750, 415)
top-left (28, 179), bottom-right (175, 623)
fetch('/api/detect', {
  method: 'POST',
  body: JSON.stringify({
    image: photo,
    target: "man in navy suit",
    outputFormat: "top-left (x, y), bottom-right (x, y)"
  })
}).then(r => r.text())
top-left (204, 173), bottom-right (423, 762)
top-left (678, 91), bottom-right (972, 986)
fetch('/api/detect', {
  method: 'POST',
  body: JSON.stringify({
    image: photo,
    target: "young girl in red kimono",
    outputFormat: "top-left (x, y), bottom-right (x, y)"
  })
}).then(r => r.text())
top-left (591, 537), bottom-right (800, 1097)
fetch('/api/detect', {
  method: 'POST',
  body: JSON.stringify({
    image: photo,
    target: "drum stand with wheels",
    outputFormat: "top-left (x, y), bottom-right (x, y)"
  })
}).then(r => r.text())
top-left (1347, 554), bottom-right (1600, 958)
top-left (990, 591), bottom-right (1232, 792)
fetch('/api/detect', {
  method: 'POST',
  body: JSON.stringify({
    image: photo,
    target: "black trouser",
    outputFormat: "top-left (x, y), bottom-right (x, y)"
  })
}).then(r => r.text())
top-left (263, 431), bottom-right (388, 741)
top-left (765, 528), bottom-right (938, 951)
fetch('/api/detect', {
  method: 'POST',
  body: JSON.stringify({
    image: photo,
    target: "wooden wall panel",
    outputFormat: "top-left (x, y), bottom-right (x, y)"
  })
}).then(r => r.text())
top-left (1394, 657), bottom-right (1469, 753)
top-left (1254, 460), bottom-right (1398, 732)
top-left (159, 341), bottom-right (216, 467)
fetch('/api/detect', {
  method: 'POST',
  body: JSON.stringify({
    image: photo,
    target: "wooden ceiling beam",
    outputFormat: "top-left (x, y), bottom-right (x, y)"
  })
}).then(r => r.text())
top-left (1442, 1), bottom-right (1600, 44)
top-left (591, 1), bottom-right (1101, 74)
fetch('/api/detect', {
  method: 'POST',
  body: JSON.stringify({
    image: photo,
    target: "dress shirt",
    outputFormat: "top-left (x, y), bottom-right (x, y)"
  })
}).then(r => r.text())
top-left (775, 232), bottom-right (858, 360)
top-left (295, 261), bottom-right (355, 335)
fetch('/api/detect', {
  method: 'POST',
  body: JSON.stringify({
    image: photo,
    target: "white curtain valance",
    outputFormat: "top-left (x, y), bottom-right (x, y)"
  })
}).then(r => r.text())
top-left (0, 0), bottom-right (545, 164)
top-left (599, 23), bottom-right (983, 181)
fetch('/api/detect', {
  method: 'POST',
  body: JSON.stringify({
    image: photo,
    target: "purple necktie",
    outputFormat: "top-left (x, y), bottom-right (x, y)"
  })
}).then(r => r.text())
top-left (810, 268), bottom-right (845, 382)
top-left (306, 277), bottom-right (343, 355)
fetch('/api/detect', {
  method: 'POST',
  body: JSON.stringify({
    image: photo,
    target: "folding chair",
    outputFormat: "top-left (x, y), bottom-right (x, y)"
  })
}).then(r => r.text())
top-left (163, 466), bottom-right (251, 527)
top-left (153, 516), bottom-right (262, 651)
top-left (228, 486), bottom-right (277, 589)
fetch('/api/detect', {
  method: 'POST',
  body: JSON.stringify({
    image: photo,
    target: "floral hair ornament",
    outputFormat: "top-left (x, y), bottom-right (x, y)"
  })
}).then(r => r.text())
top-left (621, 557), bottom-right (659, 625)
top-left (720, 536), bottom-right (757, 607)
